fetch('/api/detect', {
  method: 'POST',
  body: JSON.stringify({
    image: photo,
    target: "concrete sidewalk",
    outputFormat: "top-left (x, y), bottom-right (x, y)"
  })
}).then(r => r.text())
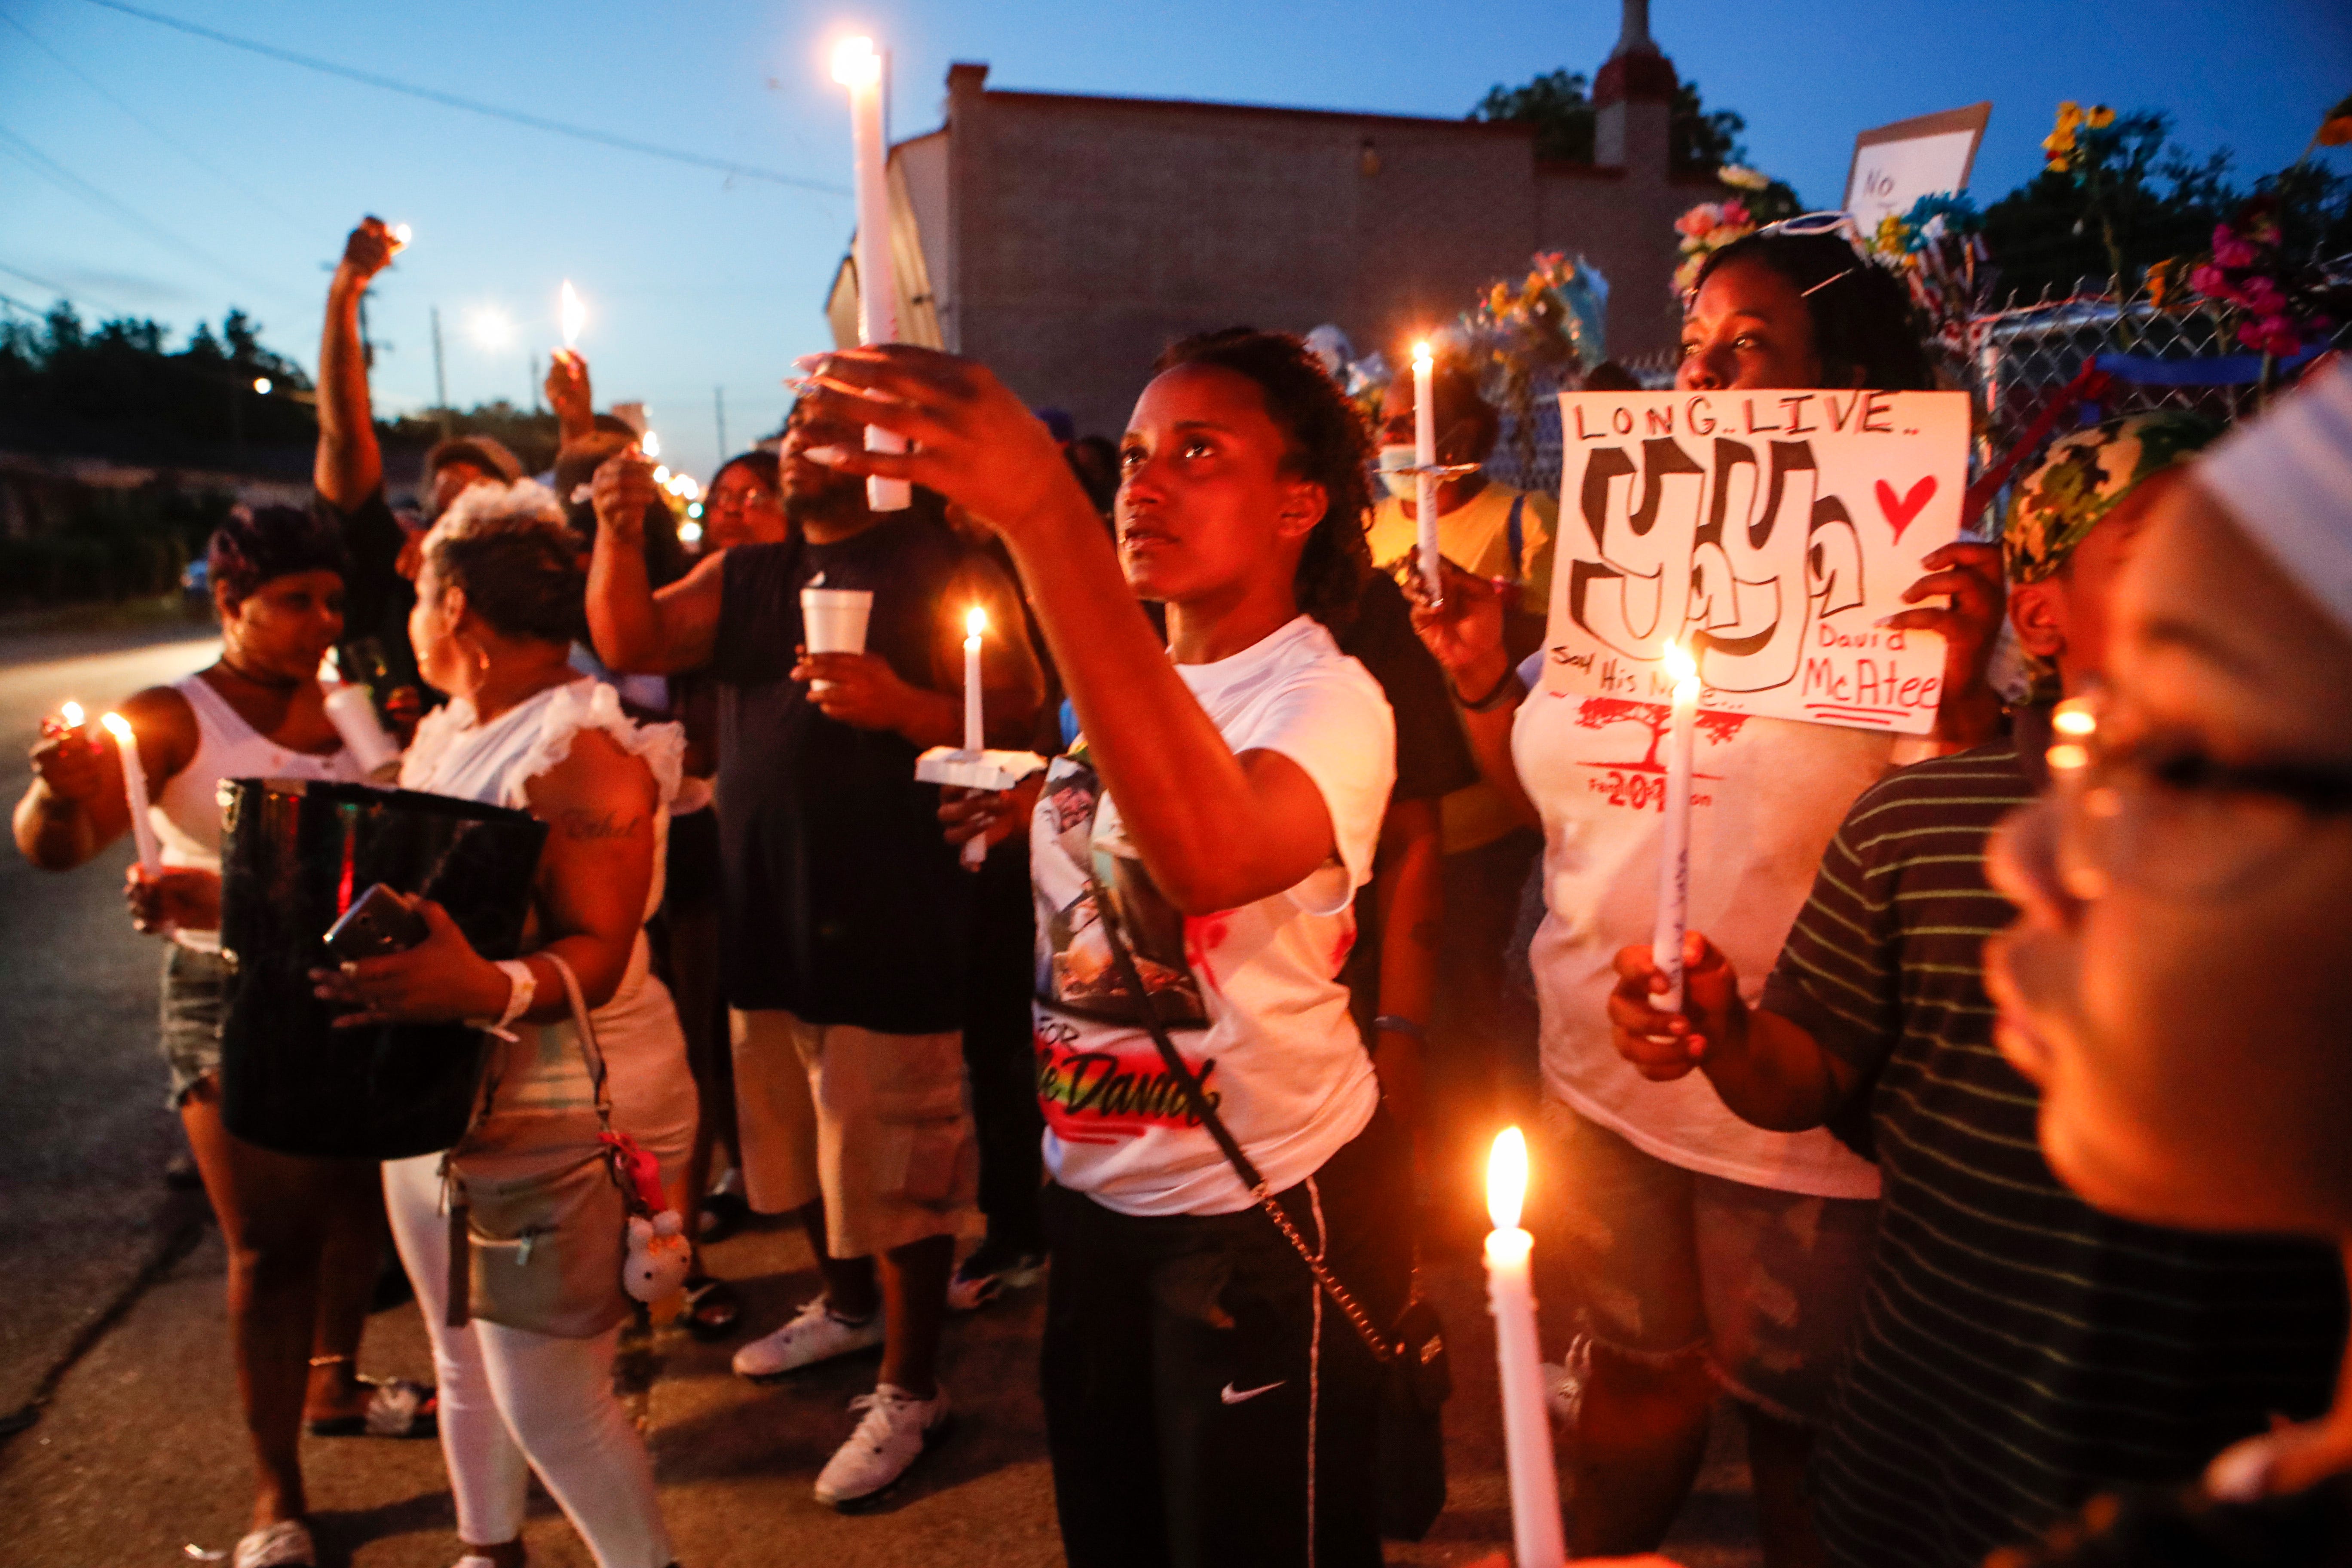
top-left (0, 1210), bottom-right (1764, 1567)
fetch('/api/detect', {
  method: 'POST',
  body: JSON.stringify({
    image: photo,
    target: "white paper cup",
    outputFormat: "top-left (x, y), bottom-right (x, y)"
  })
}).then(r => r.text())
top-left (801, 587), bottom-right (874, 691)
top-left (321, 683), bottom-right (403, 778)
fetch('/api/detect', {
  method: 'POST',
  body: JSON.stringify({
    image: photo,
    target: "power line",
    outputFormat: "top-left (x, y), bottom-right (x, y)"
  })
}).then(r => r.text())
top-left (0, 259), bottom-right (134, 316)
top-left (77, 0), bottom-right (850, 199)
top-left (0, 6), bottom-right (310, 233)
top-left (0, 123), bottom-right (290, 301)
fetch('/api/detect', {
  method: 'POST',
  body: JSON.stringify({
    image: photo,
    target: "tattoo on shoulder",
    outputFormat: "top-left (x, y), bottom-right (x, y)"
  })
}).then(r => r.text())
top-left (553, 808), bottom-right (646, 842)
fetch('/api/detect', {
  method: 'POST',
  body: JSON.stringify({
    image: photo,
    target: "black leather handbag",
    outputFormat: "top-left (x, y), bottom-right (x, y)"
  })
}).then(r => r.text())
top-left (1088, 876), bottom-right (1452, 1541)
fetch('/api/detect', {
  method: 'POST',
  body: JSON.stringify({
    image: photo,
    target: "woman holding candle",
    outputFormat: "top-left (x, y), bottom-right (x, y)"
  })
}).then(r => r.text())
top-left (828, 328), bottom-right (1406, 1567)
top-left (1409, 228), bottom-right (2006, 1564)
top-left (11, 505), bottom-right (424, 1568)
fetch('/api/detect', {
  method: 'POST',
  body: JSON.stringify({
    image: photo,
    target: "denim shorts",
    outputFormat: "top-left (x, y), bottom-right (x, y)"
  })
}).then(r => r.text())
top-left (159, 943), bottom-right (229, 1109)
top-left (1540, 1098), bottom-right (1879, 1424)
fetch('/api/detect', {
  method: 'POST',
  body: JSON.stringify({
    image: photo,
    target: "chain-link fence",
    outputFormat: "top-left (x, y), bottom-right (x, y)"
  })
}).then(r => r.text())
top-left (1483, 277), bottom-right (2349, 522)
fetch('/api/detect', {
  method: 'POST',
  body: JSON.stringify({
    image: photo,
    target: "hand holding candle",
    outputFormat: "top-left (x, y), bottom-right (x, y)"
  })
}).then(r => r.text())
top-left (1485, 1127), bottom-right (1567, 1568)
top-left (101, 711), bottom-right (164, 874)
top-left (1412, 341), bottom-right (1442, 602)
top-left (833, 35), bottom-right (910, 513)
top-left (1650, 640), bottom-right (1700, 1014)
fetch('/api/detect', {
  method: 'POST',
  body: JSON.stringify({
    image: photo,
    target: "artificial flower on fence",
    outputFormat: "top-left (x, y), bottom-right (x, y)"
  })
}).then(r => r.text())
top-left (1453, 251), bottom-right (1612, 480)
top-left (1672, 199), bottom-right (1756, 297)
top-left (1865, 192), bottom-right (1997, 374)
top-left (2187, 195), bottom-right (2341, 359)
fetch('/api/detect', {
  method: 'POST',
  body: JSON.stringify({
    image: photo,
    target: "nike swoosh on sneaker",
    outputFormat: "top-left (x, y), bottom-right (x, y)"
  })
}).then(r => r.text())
top-left (1219, 1380), bottom-right (1285, 1405)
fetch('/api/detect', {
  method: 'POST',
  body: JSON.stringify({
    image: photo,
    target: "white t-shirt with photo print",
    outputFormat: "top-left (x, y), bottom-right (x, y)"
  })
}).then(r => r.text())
top-left (1032, 614), bottom-right (1396, 1218)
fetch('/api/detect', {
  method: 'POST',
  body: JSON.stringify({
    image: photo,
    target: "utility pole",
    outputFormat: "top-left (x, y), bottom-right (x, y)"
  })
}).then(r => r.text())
top-left (714, 385), bottom-right (727, 456)
top-left (431, 306), bottom-right (451, 436)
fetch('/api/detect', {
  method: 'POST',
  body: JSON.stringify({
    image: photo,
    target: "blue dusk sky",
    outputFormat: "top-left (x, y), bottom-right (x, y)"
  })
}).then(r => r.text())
top-left (2, 0), bottom-right (2347, 481)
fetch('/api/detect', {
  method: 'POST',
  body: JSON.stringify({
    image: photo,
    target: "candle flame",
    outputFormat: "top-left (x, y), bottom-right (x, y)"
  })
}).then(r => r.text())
top-left (1410, 340), bottom-right (1433, 371)
top-left (641, 429), bottom-right (662, 459)
top-left (1487, 1126), bottom-right (1528, 1231)
top-left (390, 223), bottom-right (412, 249)
top-left (101, 712), bottom-right (132, 744)
top-left (832, 36), bottom-right (880, 86)
top-left (2052, 701), bottom-right (2096, 738)
top-left (560, 280), bottom-right (585, 349)
top-left (59, 701), bottom-right (83, 728)
top-left (965, 606), bottom-right (988, 639)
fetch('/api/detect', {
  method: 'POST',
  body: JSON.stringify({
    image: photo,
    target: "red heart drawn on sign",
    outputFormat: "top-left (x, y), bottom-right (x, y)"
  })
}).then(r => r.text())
top-left (1876, 476), bottom-right (1936, 543)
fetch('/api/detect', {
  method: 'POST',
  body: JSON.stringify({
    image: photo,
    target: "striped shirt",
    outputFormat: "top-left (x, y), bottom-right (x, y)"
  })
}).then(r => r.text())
top-left (1760, 725), bottom-right (2346, 1568)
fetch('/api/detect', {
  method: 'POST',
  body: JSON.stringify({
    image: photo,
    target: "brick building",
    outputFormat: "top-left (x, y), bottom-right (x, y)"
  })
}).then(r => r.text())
top-left (830, 0), bottom-right (1730, 435)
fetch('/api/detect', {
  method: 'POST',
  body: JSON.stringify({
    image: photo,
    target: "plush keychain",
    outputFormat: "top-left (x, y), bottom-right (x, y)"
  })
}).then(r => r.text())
top-left (603, 1132), bottom-right (692, 1304)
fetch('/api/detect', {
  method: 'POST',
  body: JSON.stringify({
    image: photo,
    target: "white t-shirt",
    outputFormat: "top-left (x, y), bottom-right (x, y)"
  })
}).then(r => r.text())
top-left (1032, 615), bottom-right (1396, 1217)
top-left (1513, 688), bottom-right (1886, 1199)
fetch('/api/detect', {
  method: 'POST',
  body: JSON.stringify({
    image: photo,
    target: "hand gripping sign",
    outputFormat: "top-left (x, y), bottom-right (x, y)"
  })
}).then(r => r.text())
top-left (1540, 389), bottom-right (1970, 734)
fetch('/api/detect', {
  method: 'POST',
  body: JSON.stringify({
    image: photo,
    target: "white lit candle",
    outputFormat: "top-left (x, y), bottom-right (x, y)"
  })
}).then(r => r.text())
top-left (1411, 340), bottom-right (1441, 601)
top-left (1651, 640), bottom-right (1700, 1013)
top-left (101, 711), bottom-right (163, 874)
top-left (58, 699), bottom-right (86, 737)
top-left (834, 36), bottom-right (910, 513)
top-left (558, 279), bottom-right (585, 364)
top-left (961, 606), bottom-right (989, 869)
top-left (963, 605), bottom-right (987, 755)
top-left (1485, 1127), bottom-right (1566, 1568)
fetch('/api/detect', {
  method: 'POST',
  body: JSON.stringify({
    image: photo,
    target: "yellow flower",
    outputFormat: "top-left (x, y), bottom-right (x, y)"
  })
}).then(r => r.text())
top-left (2085, 105), bottom-right (2114, 129)
top-left (1875, 214), bottom-right (1907, 254)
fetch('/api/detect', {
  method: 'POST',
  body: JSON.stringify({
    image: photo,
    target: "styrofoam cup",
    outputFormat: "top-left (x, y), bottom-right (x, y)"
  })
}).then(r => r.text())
top-left (801, 587), bottom-right (874, 691)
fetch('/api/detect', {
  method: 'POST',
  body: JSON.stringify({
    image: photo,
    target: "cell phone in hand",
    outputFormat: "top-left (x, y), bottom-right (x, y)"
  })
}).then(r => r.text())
top-left (322, 883), bottom-right (429, 961)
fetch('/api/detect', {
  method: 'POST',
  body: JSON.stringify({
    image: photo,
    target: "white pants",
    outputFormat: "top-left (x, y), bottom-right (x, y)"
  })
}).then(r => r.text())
top-left (384, 1153), bottom-right (674, 1568)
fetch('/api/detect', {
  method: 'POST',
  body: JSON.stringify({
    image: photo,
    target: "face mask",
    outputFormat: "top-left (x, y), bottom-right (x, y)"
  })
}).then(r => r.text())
top-left (1377, 444), bottom-right (1417, 500)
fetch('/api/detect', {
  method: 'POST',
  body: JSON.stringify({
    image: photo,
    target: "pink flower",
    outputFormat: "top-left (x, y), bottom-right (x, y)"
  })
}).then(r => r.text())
top-left (1720, 199), bottom-right (1751, 229)
top-left (2239, 274), bottom-right (2287, 315)
top-left (2211, 230), bottom-right (2260, 270)
top-left (2188, 263), bottom-right (2235, 302)
top-left (1675, 204), bottom-right (1722, 239)
top-left (2238, 315), bottom-right (2303, 357)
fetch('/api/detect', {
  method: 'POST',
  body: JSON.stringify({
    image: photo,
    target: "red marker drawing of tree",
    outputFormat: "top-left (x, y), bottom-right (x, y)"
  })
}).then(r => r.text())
top-left (1574, 698), bottom-right (1753, 772)
top-left (1575, 698), bottom-right (1672, 770)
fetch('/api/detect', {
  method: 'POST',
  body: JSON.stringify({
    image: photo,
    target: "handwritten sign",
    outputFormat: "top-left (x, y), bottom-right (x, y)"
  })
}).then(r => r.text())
top-left (1540, 389), bottom-right (1971, 735)
top-left (1842, 103), bottom-right (1991, 233)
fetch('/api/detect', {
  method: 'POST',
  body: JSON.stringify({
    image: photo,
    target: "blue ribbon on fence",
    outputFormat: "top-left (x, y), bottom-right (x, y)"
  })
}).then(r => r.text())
top-left (2092, 346), bottom-right (2325, 386)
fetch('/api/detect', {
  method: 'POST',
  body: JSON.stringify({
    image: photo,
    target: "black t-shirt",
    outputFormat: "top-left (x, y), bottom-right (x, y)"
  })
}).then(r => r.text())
top-left (312, 485), bottom-right (425, 707)
top-left (1338, 571), bottom-right (1477, 806)
top-left (708, 521), bottom-right (1041, 1032)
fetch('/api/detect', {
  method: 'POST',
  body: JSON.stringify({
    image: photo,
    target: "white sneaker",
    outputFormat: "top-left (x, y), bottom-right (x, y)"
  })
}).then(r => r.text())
top-left (731, 1297), bottom-right (884, 1381)
top-left (231, 1520), bottom-right (315, 1568)
top-left (812, 1382), bottom-right (953, 1510)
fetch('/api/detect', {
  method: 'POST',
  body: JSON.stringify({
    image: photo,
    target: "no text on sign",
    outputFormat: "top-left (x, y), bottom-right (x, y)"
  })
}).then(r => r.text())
top-left (1541, 389), bottom-right (1972, 735)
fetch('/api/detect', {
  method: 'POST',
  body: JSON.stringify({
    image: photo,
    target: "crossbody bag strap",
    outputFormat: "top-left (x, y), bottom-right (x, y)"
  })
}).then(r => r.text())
top-left (538, 949), bottom-right (615, 1132)
top-left (1087, 875), bottom-right (1399, 1366)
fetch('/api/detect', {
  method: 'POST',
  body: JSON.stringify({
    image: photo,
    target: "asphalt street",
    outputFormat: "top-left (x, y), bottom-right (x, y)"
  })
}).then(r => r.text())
top-left (0, 620), bottom-right (222, 1428)
top-left (0, 619), bottom-right (1763, 1567)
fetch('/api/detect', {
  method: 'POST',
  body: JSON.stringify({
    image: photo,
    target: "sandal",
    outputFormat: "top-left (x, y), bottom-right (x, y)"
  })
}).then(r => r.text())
top-left (681, 1276), bottom-right (742, 1342)
top-left (306, 1376), bottom-right (437, 1438)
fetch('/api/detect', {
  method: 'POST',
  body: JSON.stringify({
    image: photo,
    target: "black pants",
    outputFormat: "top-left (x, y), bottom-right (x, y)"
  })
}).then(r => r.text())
top-left (964, 833), bottom-right (1045, 1251)
top-left (1042, 1108), bottom-right (1411, 1568)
